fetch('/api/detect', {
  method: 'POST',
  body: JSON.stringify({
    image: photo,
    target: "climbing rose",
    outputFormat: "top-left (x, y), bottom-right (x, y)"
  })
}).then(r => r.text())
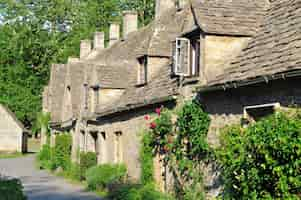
top-left (144, 115), bottom-right (150, 120)
top-left (155, 108), bottom-right (161, 115)
top-left (150, 122), bottom-right (157, 129)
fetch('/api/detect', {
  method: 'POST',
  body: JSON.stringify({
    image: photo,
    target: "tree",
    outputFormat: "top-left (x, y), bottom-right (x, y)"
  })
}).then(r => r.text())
top-left (0, 0), bottom-right (155, 129)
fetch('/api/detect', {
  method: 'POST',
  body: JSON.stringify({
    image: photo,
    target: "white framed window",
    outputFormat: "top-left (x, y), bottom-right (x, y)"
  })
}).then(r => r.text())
top-left (173, 37), bottom-right (200, 77)
top-left (243, 103), bottom-right (281, 122)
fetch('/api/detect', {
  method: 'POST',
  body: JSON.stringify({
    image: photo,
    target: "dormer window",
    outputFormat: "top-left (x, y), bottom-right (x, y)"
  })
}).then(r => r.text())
top-left (173, 37), bottom-right (200, 77)
top-left (137, 56), bottom-right (147, 86)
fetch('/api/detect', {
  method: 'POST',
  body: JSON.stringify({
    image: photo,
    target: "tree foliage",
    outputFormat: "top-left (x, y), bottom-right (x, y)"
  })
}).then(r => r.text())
top-left (0, 0), bottom-right (155, 129)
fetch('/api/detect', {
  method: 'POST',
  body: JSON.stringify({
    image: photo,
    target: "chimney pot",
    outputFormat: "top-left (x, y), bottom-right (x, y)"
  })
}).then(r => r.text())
top-left (109, 23), bottom-right (120, 47)
top-left (123, 11), bottom-right (138, 38)
top-left (94, 32), bottom-right (105, 50)
top-left (80, 40), bottom-right (92, 59)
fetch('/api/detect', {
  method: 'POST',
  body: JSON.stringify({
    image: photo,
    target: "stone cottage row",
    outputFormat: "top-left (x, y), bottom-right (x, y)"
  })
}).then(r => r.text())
top-left (43, 0), bottom-right (301, 197)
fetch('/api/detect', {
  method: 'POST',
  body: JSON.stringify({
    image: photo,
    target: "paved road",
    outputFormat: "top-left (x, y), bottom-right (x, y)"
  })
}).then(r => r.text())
top-left (0, 155), bottom-right (102, 200)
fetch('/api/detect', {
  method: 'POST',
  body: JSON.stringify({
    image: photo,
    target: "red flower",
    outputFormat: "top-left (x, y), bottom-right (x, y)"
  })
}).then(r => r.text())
top-left (144, 115), bottom-right (150, 120)
top-left (155, 108), bottom-right (161, 116)
top-left (149, 122), bottom-right (157, 129)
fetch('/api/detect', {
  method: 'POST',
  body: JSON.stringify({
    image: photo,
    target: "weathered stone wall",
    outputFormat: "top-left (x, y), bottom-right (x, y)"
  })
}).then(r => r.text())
top-left (99, 89), bottom-right (125, 108)
top-left (197, 78), bottom-right (301, 198)
top-left (147, 57), bottom-right (170, 82)
top-left (202, 35), bottom-right (251, 84)
top-left (199, 78), bottom-right (301, 146)
top-left (0, 106), bottom-right (24, 152)
top-left (82, 102), bottom-right (175, 181)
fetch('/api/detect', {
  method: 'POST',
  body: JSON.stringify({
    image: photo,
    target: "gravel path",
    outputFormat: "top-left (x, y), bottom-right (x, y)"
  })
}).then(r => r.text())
top-left (0, 155), bottom-right (102, 200)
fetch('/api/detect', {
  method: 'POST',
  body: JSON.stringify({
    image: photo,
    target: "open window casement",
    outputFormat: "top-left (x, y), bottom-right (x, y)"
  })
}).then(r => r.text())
top-left (174, 38), bottom-right (191, 76)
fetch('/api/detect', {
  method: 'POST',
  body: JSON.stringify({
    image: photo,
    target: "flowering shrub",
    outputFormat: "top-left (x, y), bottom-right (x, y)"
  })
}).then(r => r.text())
top-left (146, 107), bottom-right (173, 156)
top-left (145, 102), bottom-right (211, 199)
top-left (218, 112), bottom-right (301, 199)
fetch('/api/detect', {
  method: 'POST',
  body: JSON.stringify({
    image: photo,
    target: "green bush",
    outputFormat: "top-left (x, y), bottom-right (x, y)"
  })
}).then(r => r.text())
top-left (86, 164), bottom-right (127, 191)
top-left (66, 163), bottom-right (81, 181)
top-left (218, 112), bottom-right (301, 199)
top-left (79, 152), bottom-right (97, 180)
top-left (108, 183), bottom-right (173, 200)
top-left (37, 144), bottom-right (52, 169)
top-left (52, 133), bottom-right (72, 170)
top-left (0, 177), bottom-right (27, 200)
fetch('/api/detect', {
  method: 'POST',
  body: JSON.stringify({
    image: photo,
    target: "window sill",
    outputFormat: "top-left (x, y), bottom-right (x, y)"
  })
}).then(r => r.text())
top-left (182, 76), bottom-right (199, 85)
top-left (135, 83), bottom-right (147, 87)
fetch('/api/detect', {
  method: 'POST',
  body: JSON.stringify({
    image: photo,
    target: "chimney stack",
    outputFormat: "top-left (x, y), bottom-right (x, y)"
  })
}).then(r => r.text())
top-left (155, 0), bottom-right (175, 19)
top-left (93, 32), bottom-right (105, 50)
top-left (177, 0), bottom-right (188, 10)
top-left (109, 23), bottom-right (120, 47)
top-left (123, 11), bottom-right (138, 38)
top-left (80, 40), bottom-right (92, 59)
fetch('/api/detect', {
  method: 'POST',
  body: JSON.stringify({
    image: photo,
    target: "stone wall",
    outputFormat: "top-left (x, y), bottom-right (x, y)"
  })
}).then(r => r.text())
top-left (202, 35), bottom-right (251, 84)
top-left (196, 77), bottom-right (301, 198)
top-left (199, 78), bottom-right (301, 147)
top-left (147, 57), bottom-right (170, 82)
top-left (80, 102), bottom-right (175, 181)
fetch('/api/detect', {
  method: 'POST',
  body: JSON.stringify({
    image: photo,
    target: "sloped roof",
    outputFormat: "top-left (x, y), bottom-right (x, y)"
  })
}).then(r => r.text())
top-left (49, 64), bottom-right (67, 123)
top-left (0, 104), bottom-right (24, 131)
top-left (191, 0), bottom-right (267, 36)
top-left (94, 63), bottom-right (178, 118)
top-left (92, 64), bottom-right (132, 89)
top-left (206, 0), bottom-right (301, 88)
top-left (69, 62), bottom-right (86, 118)
top-left (147, 6), bottom-right (192, 57)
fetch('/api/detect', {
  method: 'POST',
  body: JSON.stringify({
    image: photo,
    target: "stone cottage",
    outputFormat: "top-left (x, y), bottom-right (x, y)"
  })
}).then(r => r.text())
top-left (195, 0), bottom-right (301, 146)
top-left (0, 104), bottom-right (27, 153)
top-left (42, 0), bottom-right (301, 197)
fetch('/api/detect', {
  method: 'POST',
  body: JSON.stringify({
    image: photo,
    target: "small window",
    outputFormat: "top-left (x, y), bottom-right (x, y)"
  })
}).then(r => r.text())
top-left (173, 37), bottom-right (200, 77)
top-left (114, 131), bottom-right (123, 163)
top-left (90, 88), bottom-right (99, 113)
top-left (99, 132), bottom-right (107, 164)
top-left (91, 132), bottom-right (99, 155)
top-left (137, 56), bottom-right (147, 85)
top-left (243, 103), bottom-right (281, 123)
top-left (84, 84), bottom-right (88, 110)
top-left (80, 131), bottom-right (86, 152)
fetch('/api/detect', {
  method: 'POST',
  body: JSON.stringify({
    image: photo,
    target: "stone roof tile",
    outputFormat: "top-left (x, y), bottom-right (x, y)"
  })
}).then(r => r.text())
top-left (207, 0), bottom-right (301, 87)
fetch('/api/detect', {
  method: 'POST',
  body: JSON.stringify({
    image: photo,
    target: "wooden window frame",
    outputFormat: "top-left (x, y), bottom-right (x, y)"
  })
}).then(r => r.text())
top-left (173, 37), bottom-right (200, 77)
top-left (174, 38), bottom-right (190, 76)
